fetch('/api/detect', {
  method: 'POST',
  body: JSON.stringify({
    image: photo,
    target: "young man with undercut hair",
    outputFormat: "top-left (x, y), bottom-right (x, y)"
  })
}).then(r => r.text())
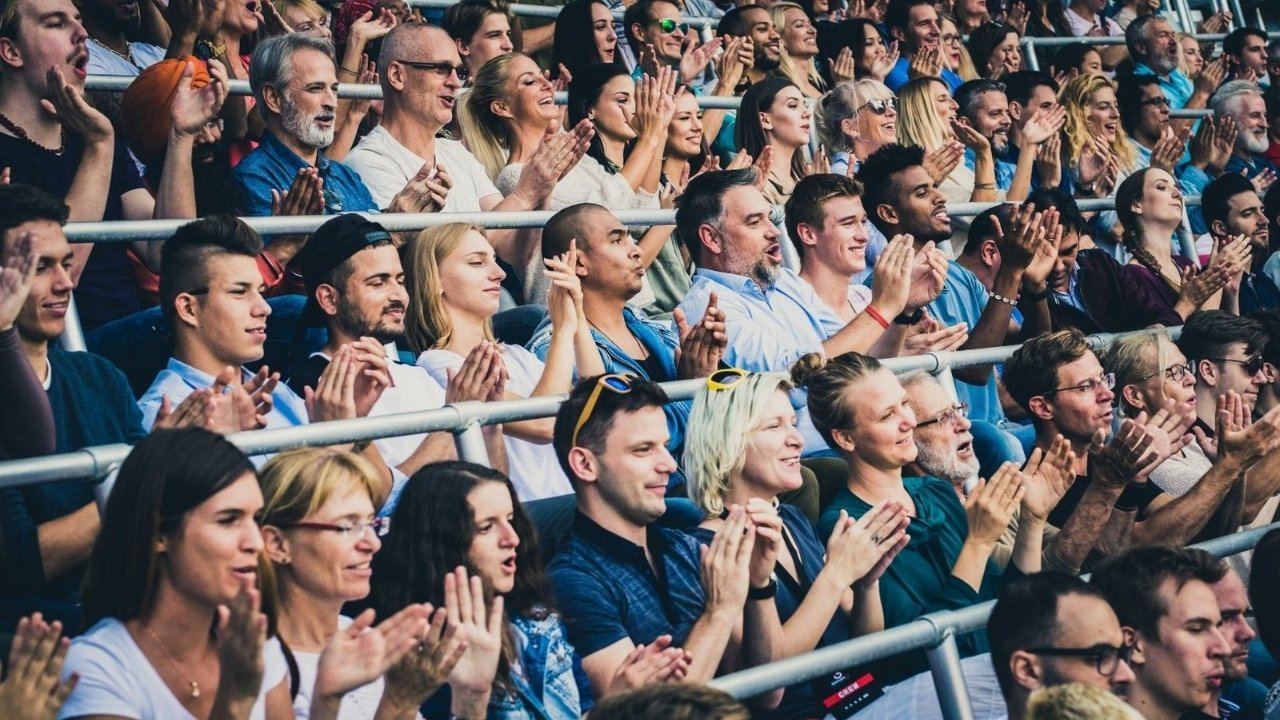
top-left (139, 214), bottom-right (398, 488)
top-left (1091, 547), bottom-right (1232, 720)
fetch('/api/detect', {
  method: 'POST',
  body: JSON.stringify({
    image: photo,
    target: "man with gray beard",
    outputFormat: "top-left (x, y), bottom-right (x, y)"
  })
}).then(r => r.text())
top-left (901, 371), bottom-right (1086, 573)
top-left (235, 33), bottom-right (448, 221)
top-left (1126, 14), bottom-right (1221, 112)
top-left (1212, 80), bottom-right (1279, 181)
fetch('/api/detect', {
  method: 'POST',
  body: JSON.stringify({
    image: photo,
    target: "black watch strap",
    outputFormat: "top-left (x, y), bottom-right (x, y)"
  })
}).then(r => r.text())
top-left (747, 579), bottom-right (778, 600)
top-left (893, 308), bottom-right (924, 326)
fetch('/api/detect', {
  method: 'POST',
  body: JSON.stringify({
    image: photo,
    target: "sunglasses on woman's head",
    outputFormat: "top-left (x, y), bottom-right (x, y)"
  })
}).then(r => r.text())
top-left (706, 368), bottom-right (749, 391)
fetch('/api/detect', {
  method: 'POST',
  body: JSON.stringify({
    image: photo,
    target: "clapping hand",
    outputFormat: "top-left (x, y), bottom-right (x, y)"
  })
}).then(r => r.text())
top-left (387, 162), bottom-right (453, 214)
top-left (312, 605), bottom-right (432, 710)
top-left (170, 59), bottom-right (229, 139)
top-left (0, 232), bottom-right (36, 332)
top-left (0, 614), bottom-right (78, 720)
top-left (823, 503), bottom-right (910, 589)
top-left (678, 34), bottom-right (723, 86)
top-left (43, 67), bottom-right (112, 146)
top-left (964, 463), bottom-right (1024, 546)
top-left (674, 291), bottom-right (727, 379)
top-left (902, 314), bottom-right (969, 354)
top-left (607, 635), bottom-right (692, 694)
top-left (445, 341), bottom-right (508, 404)
top-left (213, 584), bottom-right (267, 708)
top-left (271, 167), bottom-right (324, 217)
top-left (380, 606), bottom-right (466, 715)
top-left (444, 568), bottom-right (504, 697)
top-left (922, 141), bottom-right (965, 184)
top-left (1019, 434), bottom-right (1075, 521)
top-left (909, 45), bottom-right (943, 78)
top-left (868, 233), bottom-right (916, 320)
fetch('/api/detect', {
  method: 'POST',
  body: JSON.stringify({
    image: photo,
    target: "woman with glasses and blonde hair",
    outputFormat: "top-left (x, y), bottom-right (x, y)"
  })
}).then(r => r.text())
top-left (683, 368), bottom-right (908, 719)
top-left (259, 447), bottom-right (451, 720)
top-left (792, 352), bottom-right (1064, 681)
top-left (897, 76), bottom-right (998, 203)
top-left (816, 79), bottom-right (899, 176)
top-left (1102, 331), bottom-right (1211, 497)
top-left (63, 429), bottom-right (411, 720)
top-left (770, 2), bottom-right (827, 99)
top-left (402, 223), bottom-right (604, 501)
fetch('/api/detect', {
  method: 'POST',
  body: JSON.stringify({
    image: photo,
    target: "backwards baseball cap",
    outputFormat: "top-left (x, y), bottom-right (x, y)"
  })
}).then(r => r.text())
top-left (295, 214), bottom-right (394, 325)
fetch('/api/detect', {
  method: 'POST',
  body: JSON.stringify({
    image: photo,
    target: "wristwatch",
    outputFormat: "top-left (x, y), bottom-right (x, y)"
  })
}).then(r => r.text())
top-left (893, 308), bottom-right (924, 326)
top-left (747, 579), bottom-right (778, 600)
top-left (195, 39), bottom-right (227, 60)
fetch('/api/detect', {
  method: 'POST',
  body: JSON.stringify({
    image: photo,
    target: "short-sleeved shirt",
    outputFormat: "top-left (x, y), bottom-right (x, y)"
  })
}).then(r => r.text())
top-left (417, 345), bottom-right (573, 501)
top-left (1064, 8), bottom-right (1123, 38)
top-left (59, 618), bottom-right (287, 720)
top-left (1131, 63), bottom-right (1196, 111)
top-left (138, 357), bottom-right (309, 432)
top-left (549, 512), bottom-right (709, 658)
top-left (234, 131), bottom-right (377, 218)
top-left (0, 133), bottom-right (147, 329)
top-left (345, 126), bottom-right (500, 210)
top-left (86, 38), bottom-right (167, 76)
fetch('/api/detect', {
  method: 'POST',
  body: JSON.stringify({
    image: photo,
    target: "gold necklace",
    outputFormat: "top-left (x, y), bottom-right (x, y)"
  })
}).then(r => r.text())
top-left (94, 38), bottom-right (139, 69)
top-left (143, 625), bottom-right (202, 699)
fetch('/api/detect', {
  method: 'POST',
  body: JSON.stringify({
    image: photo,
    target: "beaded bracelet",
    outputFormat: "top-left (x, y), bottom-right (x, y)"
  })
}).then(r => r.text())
top-left (988, 291), bottom-right (1017, 306)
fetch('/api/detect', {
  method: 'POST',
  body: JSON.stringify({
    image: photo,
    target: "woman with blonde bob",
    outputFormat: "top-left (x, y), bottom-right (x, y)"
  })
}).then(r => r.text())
top-left (402, 223), bottom-right (604, 501)
top-left (817, 79), bottom-right (899, 176)
top-left (259, 448), bottom-right (447, 720)
top-left (683, 369), bottom-right (908, 719)
top-left (1102, 331), bottom-right (1210, 498)
top-left (1059, 74), bottom-right (1136, 197)
top-left (897, 76), bottom-right (997, 203)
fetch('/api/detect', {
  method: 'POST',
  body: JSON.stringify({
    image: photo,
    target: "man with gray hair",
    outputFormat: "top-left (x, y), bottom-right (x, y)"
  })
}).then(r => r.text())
top-left (1126, 13), bottom-right (1219, 111)
top-left (235, 33), bottom-right (445, 222)
top-left (1211, 79), bottom-right (1278, 180)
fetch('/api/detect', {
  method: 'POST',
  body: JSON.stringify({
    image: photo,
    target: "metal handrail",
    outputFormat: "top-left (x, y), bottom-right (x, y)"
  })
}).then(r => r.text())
top-left (58, 197), bottom-right (1203, 243)
top-left (708, 519), bottom-right (1279, 711)
top-left (0, 329), bottom-right (1161, 488)
top-left (1021, 31), bottom-right (1280, 71)
top-left (409, 0), bottom-right (722, 29)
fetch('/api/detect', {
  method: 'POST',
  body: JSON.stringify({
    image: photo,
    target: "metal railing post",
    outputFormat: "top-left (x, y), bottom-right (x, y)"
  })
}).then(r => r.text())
top-left (925, 628), bottom-right (976, 720)
top-left (1023, 38), bottom-right (1038, 72)
top-left (1173, 0), bottom-right (1193, 35)
top-left (454, 421), bottom-right (492, 467)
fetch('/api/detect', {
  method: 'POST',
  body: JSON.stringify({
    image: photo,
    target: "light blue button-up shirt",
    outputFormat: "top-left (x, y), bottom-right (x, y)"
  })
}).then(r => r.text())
top-left (1131, 63), bottom-right (1195, 110)
top-left (676, 267), bottom-right (835, 453)
top-left (138, 357), bottom-right (310, 431)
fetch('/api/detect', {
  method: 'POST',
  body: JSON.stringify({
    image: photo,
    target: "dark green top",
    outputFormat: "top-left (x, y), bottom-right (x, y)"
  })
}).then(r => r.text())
top-left (818, 475), bottom-right (1012, 682)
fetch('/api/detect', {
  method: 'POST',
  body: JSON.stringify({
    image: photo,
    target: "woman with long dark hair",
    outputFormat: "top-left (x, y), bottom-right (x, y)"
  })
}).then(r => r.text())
top-left (736, 76), bottom-right (812, 205)
top-left (551, 0), bottom-right (622, 79)
top-left (368, 462), bottom-right (687, 715)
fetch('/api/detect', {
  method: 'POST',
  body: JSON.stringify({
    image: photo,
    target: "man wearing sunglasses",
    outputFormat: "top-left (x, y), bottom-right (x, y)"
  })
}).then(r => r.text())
top-left (1092, 547), bottom-right (1233, 720)
top-left (346, 24), bottom-right (591, 271)
top-left (1003, 329), bottom-right (1280, 568)
top-left (548, 375), bottom-right (785, 701)
top-left (622, 0), bottom-right (721, 90)
top-left (1201, 174), bottom-right (1280, 316)
top-left (987, 572), bottom-right (1136, 720)
top-left (1178, 311), bottom-right (1269, 439)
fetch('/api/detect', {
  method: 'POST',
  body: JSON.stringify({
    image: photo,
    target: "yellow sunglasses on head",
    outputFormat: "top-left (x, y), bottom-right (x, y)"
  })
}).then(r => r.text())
top-left (571, 374), bottom-right (635, 447)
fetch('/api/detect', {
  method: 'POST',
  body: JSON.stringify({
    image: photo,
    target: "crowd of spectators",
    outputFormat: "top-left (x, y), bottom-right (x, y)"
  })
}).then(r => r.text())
top-left (2, 0), bottom-right (1280, 716)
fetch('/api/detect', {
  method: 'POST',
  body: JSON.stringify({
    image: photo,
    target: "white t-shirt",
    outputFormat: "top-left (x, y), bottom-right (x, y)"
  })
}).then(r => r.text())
top-left (290, 616), bottom-right (388, 720)
top-left (345, 126), bottom-right (501, 211)
top-left (59, 618), bottom-right (288, 720)
top-left (1064, 7), bottom-right (1123, 37)
top-left (417, 345), bottom-right (573, 501)
top-left (86, 38), bottom-right (167, 76)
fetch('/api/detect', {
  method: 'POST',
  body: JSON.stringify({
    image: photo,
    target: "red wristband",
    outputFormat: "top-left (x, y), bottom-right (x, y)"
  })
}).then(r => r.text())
top-left (864, 305), bottom-right (891, 329)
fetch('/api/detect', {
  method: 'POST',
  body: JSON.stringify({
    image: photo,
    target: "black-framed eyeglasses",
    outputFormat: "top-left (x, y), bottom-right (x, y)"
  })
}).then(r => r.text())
top-left (1041, 372), bottom-right (1115, 397)
top-left (915, 402), bottom-right (969, 429)
top-left (1024, 643), bottom-right (1135, 677)
top-left (281, 517), bottom-right (390, 539)
top-left (651, 18), bottom-right (689, 34)
top-left (1211, 355), bottom-right (1266, 377)
top-left (1138, 96), bottom-right (1171, 108)
top-left (572, 374), bottom-right (635, 447)
top-left (857, 97), bottom-right (898, 115)
top-left (396, 59), bottom-right (470, 83)
top-left (1138, 361), bottom-right (1194, 384)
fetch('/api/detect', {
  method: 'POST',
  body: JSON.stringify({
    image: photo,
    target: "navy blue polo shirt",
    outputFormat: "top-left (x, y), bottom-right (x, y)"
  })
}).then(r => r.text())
top-left (549, 511), bottom-right (708, 658)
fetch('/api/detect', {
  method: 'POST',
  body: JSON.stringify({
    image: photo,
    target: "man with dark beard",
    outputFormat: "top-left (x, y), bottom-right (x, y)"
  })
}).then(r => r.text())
top-left (286, 214), bottom-right (507, 485)
top-left (717, 5), bottom-right (779, 88)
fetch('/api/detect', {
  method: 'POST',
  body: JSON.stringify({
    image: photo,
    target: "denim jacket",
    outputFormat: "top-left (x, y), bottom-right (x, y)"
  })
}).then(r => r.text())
top-left (526, 306), bottom-right (691, 487)
top-left (488, 612), bottom-right (593, 720)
